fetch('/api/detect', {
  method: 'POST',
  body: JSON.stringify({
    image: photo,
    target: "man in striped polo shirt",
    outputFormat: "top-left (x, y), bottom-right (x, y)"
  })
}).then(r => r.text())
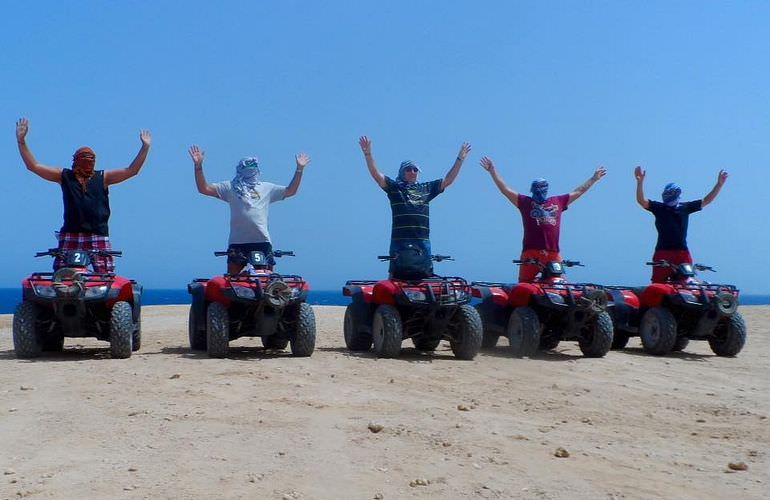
top-left (358, 136), bottom-right (471, 275)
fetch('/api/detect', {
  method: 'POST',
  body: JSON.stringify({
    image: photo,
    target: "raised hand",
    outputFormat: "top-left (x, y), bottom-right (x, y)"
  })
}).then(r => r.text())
top-left (188, 145), bottom-right (205, 167)
top-left (592, 165), bottom-right (607, 181)
top-left (717, 169), bottom-right (728, 186)
top-left (358, 136), bottom-right (372, 155)
top-left (16, 118), bottom-right (29, 143)
top-left (634, 166), bottom-right (646, 182)
top-left (457, 142), bottom-right (471, 161)
top-left (480, 156), bottom-right (496, 172)
top-left (296, 152), bottom-right (311, 169)
top-left (140, 129), bottom-right (152, 147)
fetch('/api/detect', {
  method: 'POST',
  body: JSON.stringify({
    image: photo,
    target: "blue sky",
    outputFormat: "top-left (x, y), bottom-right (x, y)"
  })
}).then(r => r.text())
top-left (1, 1), bottom-right (767, 292)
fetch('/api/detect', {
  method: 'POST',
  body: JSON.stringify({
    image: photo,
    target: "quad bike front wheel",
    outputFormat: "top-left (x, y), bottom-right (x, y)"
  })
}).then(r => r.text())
top-left (13, 301), bottom-right (42, 359)
top-left (344, 304), bottom-right (373, 351)
top-left (611, 331), bottom-right (631, 350)
top-left (413, 337), bottom-right (441, 351)
top-left (372, 304), bottom-right (402, 358)
top-left (262, 336), bottom-right (289, 350)
top-left (449, 304), bottom-right (483, 360)
top-left (289, 303), bottom-right (316, 357)
top-left (709, 312), bottom-right (747, 357)
top-left (206, 302), bottom-right (230, 358)
top-left (671, 337), bottom-right (689, 352)
top-left (639, 307), bottom-right (677, 356)
top-left (110, 301), bottom-right (134, 359)
top-left (506, 307), bottom-right (541, 357)
top-left (578, 311), bottom-right (614, 358)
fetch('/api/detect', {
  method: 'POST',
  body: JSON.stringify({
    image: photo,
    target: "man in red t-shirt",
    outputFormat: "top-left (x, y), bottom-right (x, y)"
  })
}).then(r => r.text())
top-left (480, 157), bottom-right (606, 281)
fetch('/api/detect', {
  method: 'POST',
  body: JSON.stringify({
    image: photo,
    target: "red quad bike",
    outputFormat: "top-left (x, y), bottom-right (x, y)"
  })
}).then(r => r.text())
top-left (342, 251), bottom-right (482, 360)
top-left (187, 249), bottom-right (315, 358)
top-left (471, 259), bottom-right (614, 358)
top-left (607, 260), bottom-right (746, 356)
top-left (13, 248), bottom-right (142, 359)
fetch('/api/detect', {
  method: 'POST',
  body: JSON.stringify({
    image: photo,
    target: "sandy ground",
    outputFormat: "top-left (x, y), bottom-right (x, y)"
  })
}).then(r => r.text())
top-left (0, 305), bottom-right (768, 500)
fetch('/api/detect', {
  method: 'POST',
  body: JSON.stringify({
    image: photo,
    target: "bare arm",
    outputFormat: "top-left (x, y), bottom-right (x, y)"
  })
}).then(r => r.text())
top-left (568, 165), bottom-right (606, 204)
top-left (189, 145), bottom-right (218, 198)
top-left (702, 170), bottom-right (728, 208)
top-left (634, 166), bottom-right (650, 209)
top-left (105, 130), bottom-right (151, 186)
top-left (480, 156), bottom-right (519, 207)
top-left (440, 142), bottom-right (471, 190)
top-left (285, 153), bottom-right (310, 198)
top-left (358, 136), bottom-right (386, 188)
top-left (15, 118), bottom-right (62, 183)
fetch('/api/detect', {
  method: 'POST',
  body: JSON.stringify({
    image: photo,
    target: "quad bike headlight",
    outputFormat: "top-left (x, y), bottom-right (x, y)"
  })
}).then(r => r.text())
top-left (232, 285), bottom-right (256, 300)
top-left (290, 287), bottom-right (302, 299)
top-left (678, 291), bottom-right (699, 304)
top-left (404, 290), bottom-right (427, 302)
top-left (33, 284), bottom-right (56, 298)
top-left (84, 285), bottom-right (109, 299)
top-left (546, 292), bottom-right (565, 304)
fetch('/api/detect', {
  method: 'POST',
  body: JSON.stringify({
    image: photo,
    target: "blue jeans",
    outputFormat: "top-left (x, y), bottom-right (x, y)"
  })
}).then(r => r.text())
top-left (388, 240), bottom-right (431, 274)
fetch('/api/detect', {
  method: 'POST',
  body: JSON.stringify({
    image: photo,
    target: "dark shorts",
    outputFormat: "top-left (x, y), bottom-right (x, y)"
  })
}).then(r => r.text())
top-left (388, 239), bottom-right (432, 274)
top-left (227, 242), bottom-right (275, 267)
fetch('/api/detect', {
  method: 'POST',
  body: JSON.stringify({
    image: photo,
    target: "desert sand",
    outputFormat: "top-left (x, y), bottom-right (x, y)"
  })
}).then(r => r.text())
top-left (0, 305), bottom-right (768, 500)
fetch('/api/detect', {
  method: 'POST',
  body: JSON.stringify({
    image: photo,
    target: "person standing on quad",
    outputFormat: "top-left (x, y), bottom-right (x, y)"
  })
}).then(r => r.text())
top-left (634, 166), bottom-right (728, 283)
top-left (480, 156), bottom-right (606, 282)
top-left (189, 145), bottom-right (310, 274)
top-left (358, 136), bottom-right (471, 274)
top-left (15, 118), bottom-right (151, 274)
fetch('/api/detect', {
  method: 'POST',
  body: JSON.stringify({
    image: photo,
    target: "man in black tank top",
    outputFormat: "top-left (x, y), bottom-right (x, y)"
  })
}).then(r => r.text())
top-left (15, 118), bottom-right (152, 273)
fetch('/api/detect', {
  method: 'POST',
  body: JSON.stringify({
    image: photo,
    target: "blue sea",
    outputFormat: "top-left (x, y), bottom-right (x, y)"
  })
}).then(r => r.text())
top-left (0, 288), bottom-right (768, 314)
top-left (0, 288), bottom-right (348, 314)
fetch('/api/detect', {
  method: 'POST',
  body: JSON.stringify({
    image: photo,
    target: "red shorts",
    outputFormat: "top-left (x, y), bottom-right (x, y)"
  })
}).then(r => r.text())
top-left (519, 249), bottom-right (562, 282)
top-left (55, 232), bottom-right (115, 274)
top-left (651, 249), bottom-right (692, 283)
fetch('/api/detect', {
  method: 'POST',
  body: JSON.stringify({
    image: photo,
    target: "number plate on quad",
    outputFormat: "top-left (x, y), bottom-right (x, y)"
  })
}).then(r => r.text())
top-left (66, 251), bottom-right (91, 267)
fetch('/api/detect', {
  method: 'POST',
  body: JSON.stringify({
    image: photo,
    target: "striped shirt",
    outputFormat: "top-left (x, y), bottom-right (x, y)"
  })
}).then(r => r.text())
top-left (383, 176), bottom-right (444, 242)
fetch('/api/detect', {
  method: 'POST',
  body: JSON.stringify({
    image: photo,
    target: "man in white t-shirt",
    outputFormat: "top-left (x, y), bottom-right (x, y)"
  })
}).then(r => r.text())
top-left (189, 145), bottom-right (310, 274)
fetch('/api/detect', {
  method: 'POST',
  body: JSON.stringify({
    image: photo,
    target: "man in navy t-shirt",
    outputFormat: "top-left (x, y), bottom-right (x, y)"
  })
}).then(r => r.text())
top-left (634, 166), bottom-right (728, 283)
top-left (358, 136), bottom-right (471, 275)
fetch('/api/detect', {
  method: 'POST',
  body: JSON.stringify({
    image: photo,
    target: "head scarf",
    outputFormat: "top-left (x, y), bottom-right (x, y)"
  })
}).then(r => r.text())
top-left (72, 147), bottom-right (96, 189)
top-left (397, 160), bottom-right (421, 185)
top-left (231, 157), bottom-right (261, 206)
top-left (662, 182), bottom-right (682, 207)
top-left (530, 178), bottom-right (549, 204)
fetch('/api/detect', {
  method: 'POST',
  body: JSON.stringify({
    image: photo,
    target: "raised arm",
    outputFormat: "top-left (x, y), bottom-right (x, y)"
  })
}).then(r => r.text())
top-left (104, 130), bottom-right (152, 186)
top-left (480, 156), bottom-right (519, 207)
top-left (189, 145), bottom-right (218, 198)
top-left (702, 170), bottom-right (728, 208)
top-left (285, 153), bottom-right (310, 198)
top-left (16, 118), bottom-right (63, 183)
top-left (358, 136), bottom-right (386, 188)
top-left (440, 142), bottom-right (471, 190)
top-left (568, 165), bottom-right (606, 205)
top-left (634, 166), bottom-right (650, 209)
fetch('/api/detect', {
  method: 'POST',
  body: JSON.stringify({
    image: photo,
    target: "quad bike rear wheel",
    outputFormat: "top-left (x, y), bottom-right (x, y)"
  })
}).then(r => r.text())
top-left (539, 336), bottom-right (560, 350)
top-left (344, 304), bottom-right (373, 351)
top-left (42, 334), bottom-right (64, 352)
top-left (188, 306), bottom-right (207, 351)
top-left (413, 337), bottom-right (441, 351)
top-left (611, 331), bottom-right (631, 349)
top-left (206, 302), bottom-right (230, 358)
top-left (475, 304), bottom-right (499, 348)
top-left (578, 311), bottom-right (614, 358)
top-left (640, 307), bottom-right (677, 356)
top-left (709, 312), bottom-right (747, 357)
top-left (132, 316), bottom-right (142, 352)
top-left (449, 304), bottom-right (483, 360)
top-left (289, 303), bottom-right (316, 357)
top-left (372, 304), bottom-right (402, 358)
top-left (110, 301), bottom-right (134, 359)
top-left (671, 337), bottom-right (689, 352)
top-left (13, 301), bottom-right (42, 359)
top-left (506, 307), bottom-right (541, 357)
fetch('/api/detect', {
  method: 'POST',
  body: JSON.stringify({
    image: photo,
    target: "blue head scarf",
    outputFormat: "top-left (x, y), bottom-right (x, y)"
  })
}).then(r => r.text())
top-left (397, 160), bottom-right (421, 185)
top-left (662, 182), bottom-right (681, 207)
top-left (530, 178), bottom-right (549, 204)
top-left (232, 157), bottom-right (261, 206)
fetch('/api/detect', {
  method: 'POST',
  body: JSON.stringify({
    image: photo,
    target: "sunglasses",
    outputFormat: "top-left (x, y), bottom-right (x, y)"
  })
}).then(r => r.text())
top-left (403, 167), bottom-right (419, 173)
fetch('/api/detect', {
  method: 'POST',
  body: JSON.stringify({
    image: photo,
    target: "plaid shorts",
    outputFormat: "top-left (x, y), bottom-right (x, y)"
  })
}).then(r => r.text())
top-left (54, 232), bottom-right (115, 274)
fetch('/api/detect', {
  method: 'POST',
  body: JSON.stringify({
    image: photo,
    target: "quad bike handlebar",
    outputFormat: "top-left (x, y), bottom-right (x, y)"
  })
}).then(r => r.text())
top-left (377, 254), bottom-right (454, 262)
top-left (646, 260), bottom-right (715, 272)
top-left (35, 248), bottom-right (123, 258)
top-left (513, 258), bottom-right (583, 268)
top-left (214, 249), bottom-right (295, 258)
